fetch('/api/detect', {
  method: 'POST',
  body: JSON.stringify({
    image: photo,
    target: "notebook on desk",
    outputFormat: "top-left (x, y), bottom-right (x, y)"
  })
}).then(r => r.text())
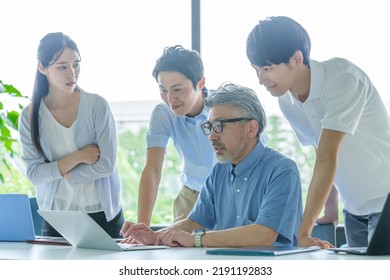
top-left (38, 210), bottom-right (169, 251)
top-left (206, 245), bottom-right (321, 256)
top-left (328, 192), bottom-right (390, 256)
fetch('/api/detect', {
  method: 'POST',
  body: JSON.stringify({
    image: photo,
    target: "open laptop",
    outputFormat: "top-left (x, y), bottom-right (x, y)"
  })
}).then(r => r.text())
top-left (0, 194), bottom-right (36, 241)
top-left (328, 192), bottom-right (390, 256)
top-left (38, 210), bottom-right (168, 251)
top-left (0, 193), bottom-right (69, 244)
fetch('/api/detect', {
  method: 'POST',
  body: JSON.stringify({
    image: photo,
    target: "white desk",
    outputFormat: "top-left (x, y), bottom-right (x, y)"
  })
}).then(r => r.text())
top-left (1, 242), bottom-right (390, 260)
top-left (2, 242), bottom-right (390, 280)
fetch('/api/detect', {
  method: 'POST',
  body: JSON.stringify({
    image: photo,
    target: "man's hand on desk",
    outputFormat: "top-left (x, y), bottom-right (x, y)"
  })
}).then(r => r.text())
top-left (156, 227), bottom-right (194, 247)
top-left (298, 234), bottom-right (334, 249)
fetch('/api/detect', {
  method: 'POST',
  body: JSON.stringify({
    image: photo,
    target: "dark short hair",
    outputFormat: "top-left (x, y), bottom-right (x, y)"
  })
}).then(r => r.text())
top-left (152, 45), bottom-right (204, 89)
top-left (205, 82), bottom-right (266, 138)
top-left (246, 16), bottom-right (311, 67)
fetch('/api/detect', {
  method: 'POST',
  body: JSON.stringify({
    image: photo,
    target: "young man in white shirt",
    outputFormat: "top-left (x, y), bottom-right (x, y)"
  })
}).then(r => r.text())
top-left (246, 16), bottom-right (390, 248)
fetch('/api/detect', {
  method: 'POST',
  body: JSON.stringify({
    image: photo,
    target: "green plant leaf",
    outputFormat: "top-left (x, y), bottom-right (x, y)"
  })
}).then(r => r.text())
top-left (1, 83), bottom-right (23, 97)
top-left (2, 157), bottom-right (11, 171)
top-left (1, 125), bottom-right (11, 138)
top-left (6, 111), bottom-right (20, 130)
top-left (0, 80), bottom-right (26, 192)
top-left (4, 139), bottom-right (15, 153)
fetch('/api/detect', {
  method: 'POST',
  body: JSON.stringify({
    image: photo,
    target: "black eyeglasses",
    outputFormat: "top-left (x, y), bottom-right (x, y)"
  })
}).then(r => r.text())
top-left (200, 118), bottom-right (253, 135)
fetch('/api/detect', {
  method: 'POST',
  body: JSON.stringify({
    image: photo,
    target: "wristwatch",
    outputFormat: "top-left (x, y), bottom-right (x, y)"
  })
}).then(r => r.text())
top-left (192, 228), bottom-right (206, 247)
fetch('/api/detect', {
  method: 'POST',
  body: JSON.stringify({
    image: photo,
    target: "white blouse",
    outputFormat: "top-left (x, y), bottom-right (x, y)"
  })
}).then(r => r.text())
top-left (41, 101), bottom-right (102, 213)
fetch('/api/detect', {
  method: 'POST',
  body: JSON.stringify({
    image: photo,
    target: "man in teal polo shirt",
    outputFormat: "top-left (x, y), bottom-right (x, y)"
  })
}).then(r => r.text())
top-left (137, 45), bottom-right (217, 226)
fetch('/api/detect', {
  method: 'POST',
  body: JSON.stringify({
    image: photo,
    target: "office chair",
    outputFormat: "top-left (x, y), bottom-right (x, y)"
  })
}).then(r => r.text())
top-left (312, 223), bottom-right (336, 246)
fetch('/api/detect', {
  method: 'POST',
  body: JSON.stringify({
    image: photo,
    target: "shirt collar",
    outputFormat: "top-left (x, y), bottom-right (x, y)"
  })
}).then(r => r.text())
top-left (307, 59), bottom-right (324, 100)
top-left (287, 59), bottom-right (324, 104)
top-left (183, 104), bottom-right (209, 122)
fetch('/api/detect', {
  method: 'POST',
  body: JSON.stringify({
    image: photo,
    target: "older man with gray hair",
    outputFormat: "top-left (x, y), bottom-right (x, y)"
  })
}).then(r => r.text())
top-left (121, 82), bottom-right (303, 247)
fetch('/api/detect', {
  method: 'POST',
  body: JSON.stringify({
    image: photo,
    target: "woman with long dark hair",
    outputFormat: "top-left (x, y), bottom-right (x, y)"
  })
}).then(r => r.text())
top-left (19, 32), bottom-right (124, 238)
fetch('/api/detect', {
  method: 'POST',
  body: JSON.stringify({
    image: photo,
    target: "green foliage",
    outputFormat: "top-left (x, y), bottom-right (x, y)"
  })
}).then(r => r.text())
top-left (265, 115), bottom-right (315, 193)
top-left (0, 80), bottom-right (29, 185)
top-left (116, 125), bottom-right (181, 224)
top-left (0, 158), bottom-right (35, 196)
top-left (116, 126), bottom-right (147, 222)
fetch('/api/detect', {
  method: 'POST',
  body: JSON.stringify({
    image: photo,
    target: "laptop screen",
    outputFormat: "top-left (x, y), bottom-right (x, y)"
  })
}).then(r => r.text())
top-left (0, 194), bottom-right (35, 241)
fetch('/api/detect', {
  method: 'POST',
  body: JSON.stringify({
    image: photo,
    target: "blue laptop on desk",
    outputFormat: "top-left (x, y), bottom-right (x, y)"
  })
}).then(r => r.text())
top-left (0, 194), bottom-right (35, 241)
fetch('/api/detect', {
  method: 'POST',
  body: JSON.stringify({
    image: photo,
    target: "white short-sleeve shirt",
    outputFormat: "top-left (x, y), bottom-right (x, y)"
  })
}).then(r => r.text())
top-left (279, 58), bottom-right (390, 215)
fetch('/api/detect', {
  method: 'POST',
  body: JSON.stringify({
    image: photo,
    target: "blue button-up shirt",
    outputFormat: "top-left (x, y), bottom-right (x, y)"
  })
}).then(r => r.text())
top-left (189, 141), bottom-right (302, 245)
